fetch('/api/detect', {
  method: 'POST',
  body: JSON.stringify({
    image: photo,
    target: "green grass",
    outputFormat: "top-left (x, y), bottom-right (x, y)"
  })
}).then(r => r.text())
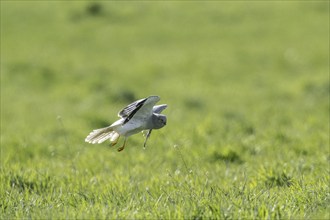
top-left (1, 1), bottom-right (329, 219)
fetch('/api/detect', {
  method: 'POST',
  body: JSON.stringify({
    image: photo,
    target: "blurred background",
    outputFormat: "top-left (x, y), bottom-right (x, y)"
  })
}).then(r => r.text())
top-left (1, 0), bottom-right (328, 185)
top-left (1, 1), bottom-right (329, 218)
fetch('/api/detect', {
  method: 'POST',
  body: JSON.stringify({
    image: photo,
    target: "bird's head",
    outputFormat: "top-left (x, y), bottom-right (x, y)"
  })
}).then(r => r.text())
top-left (153, 114), bottom-right (167, 129)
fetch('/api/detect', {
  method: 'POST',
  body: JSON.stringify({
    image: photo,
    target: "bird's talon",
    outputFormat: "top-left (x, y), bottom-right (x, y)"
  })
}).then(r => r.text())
top-left (117, 138), bottom-right (127, 152)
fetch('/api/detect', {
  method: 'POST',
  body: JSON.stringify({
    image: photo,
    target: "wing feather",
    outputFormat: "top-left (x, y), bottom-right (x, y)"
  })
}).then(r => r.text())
top-left (117, 95), bottom-right (161, 125)
top-left (123, 99), bottom-right (147, 124)
top-left (153, 104), bottom-right (167, 114)
top-left (118, 98), bottom-right (147, 118)
top-left (124, 96), bottom-right (160, 124)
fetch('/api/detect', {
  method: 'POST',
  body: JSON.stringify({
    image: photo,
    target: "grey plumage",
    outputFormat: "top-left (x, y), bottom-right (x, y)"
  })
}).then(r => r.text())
top-left (85, 95), bottom-right (167, 151)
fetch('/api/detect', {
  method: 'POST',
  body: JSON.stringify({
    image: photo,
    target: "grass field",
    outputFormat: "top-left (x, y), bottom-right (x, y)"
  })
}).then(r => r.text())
top-left (1, 1), bottom-right (329, 219)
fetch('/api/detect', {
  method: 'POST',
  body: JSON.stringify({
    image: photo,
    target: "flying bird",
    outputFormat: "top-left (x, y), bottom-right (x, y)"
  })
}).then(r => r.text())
top-left (85, 95), bottom-right (167, 152)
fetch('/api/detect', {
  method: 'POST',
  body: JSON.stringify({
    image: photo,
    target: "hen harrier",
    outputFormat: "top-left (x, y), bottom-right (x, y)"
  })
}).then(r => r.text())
top-left (85, 95), bottom-right (167, 151)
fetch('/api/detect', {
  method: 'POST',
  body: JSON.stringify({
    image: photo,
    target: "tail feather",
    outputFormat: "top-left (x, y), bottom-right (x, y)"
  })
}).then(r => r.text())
top-left (85, 126), bottom-right (119, 144)
top-left (110, 132), bottom-right (120, 142)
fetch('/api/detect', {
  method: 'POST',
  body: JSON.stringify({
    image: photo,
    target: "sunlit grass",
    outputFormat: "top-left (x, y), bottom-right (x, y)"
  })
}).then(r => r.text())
top-left (1, 1), bottom-right (329, 219)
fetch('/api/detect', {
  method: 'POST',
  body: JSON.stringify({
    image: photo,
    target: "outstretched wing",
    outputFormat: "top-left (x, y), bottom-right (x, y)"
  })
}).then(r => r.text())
top-left (119, 96), bottom-right (161, 124)
top-left (118, 97), bottom-right (147, 119)
top-left (153, 104), bottom-right (167, 114)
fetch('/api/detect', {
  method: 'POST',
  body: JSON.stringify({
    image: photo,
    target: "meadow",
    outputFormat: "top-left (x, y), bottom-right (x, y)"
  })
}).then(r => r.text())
top-left (1, 1), bottom-right (329, 219)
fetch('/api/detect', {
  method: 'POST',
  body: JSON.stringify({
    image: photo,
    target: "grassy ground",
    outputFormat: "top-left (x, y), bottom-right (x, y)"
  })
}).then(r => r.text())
top-left (1, 1), bottom-right (329, 219)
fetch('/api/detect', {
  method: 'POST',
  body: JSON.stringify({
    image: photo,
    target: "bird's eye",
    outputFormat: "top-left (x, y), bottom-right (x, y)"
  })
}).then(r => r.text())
top-left (159, 118), bottom-right (166, 125)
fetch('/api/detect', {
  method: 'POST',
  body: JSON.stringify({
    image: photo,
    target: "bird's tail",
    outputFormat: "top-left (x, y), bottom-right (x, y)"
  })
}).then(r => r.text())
top-left (85, 126), bottom-right (120, 144)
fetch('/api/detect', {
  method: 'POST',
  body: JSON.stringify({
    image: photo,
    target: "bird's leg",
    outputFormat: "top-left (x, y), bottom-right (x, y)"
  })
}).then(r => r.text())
top-left (117, 138), bottom-right (127, 152)
top-left (110, 139), bottom-right (118, 147)
top-left (143, 129), bottom-right (152, 149)
top-left (109, 135), bottom-right (120, 147)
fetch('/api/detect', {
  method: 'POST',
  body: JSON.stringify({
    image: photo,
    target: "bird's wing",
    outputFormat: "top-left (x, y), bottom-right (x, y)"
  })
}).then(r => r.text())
top-left (123, 96), bottom-right (160, 124)
top-left (118, 97), bottom-right (148, 118)
top-left (153, 104), bottom-right (167, 114)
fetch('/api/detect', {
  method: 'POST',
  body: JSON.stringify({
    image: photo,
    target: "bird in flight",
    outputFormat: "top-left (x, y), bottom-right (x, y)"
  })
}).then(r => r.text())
top-left (85, 95), bottom-right (167, 152)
